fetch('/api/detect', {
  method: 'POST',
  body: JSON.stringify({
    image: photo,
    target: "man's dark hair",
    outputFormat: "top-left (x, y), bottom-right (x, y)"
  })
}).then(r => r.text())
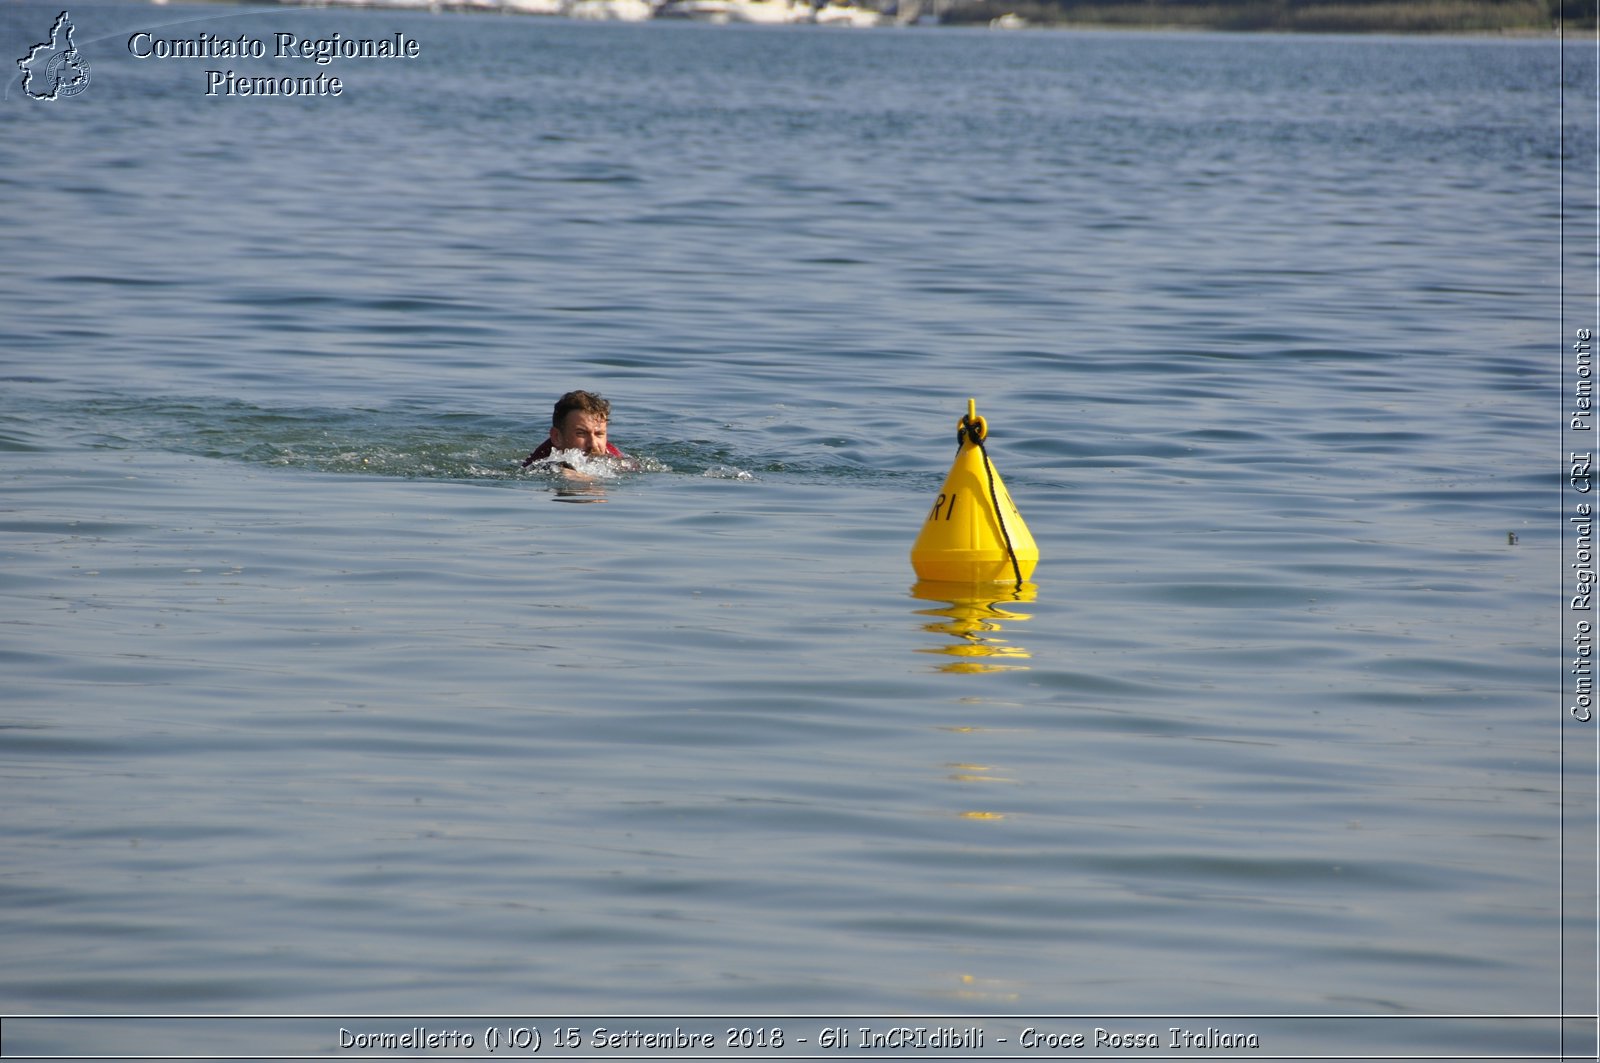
top-left (552, 390), bottom-right (610, 427)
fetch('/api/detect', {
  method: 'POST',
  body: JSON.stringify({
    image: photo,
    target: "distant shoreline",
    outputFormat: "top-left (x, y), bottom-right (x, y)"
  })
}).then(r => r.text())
top-left (962, 17), bottom-right (1567, 35)
top-left (937, 1), bottom-right (1587, 34)
top-left (205, 0), bottom-right (1593, 33)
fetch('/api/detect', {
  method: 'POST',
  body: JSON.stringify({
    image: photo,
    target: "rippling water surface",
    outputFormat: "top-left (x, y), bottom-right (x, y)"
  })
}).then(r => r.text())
top-left (0, 3), bottom-right (1587, 1056)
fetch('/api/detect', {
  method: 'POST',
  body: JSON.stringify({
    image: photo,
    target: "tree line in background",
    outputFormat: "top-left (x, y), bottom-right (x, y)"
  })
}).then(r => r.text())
top-left (939, 0), bottom-right (1595, 30)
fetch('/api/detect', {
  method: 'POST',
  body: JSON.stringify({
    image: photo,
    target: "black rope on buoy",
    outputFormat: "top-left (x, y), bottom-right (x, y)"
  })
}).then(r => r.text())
top-left (960, 416), bottom-right (1023, 589)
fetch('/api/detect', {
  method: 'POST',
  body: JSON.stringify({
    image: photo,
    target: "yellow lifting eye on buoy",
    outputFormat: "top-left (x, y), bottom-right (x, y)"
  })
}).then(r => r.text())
top-left (910, 398), bottom-right (1038, 586)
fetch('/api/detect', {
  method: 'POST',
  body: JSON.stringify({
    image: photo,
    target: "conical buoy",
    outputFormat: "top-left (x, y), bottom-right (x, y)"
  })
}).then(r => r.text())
top-left (910, 399), bottom-right (1038, 584)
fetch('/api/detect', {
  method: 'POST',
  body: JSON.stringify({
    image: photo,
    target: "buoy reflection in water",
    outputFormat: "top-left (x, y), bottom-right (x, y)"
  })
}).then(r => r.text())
top-left (910, 580), bottom-right (1037, 674)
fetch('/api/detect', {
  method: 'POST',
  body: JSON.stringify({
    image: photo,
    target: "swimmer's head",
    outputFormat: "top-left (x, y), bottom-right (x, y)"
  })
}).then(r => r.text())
top-left (549, 390), bottom-right (611, 457)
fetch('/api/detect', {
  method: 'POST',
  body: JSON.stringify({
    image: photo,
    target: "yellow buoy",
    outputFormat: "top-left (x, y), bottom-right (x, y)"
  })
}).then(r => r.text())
top-left (910, 399), bottom-right (1038, 584)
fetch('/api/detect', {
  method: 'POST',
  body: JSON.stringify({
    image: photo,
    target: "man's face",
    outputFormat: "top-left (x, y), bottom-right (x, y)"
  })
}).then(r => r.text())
top-left (551, 411), bottom-right (608, 456)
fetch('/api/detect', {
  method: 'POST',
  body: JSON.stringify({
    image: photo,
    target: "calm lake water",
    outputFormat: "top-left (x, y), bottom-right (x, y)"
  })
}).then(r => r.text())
top-left (0, 3), bottom-right (1592, 1057)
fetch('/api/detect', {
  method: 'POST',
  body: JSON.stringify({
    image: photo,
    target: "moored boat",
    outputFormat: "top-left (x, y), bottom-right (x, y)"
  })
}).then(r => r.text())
top-left (567, 0), bottom-right (653, 19)
top-left (813, 0), bottom-right (880, 25)
top-left (725, 0), bottom-right (812, 22)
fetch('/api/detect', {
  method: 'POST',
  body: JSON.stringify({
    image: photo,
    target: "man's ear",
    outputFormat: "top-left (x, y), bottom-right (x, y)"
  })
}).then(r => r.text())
top-left (548, 426), bottom-right (561, 445)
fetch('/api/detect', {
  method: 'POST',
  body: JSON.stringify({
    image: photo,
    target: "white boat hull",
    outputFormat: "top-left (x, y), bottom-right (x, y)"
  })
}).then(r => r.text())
top-left (567, 0), bottom-right (653, 19)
